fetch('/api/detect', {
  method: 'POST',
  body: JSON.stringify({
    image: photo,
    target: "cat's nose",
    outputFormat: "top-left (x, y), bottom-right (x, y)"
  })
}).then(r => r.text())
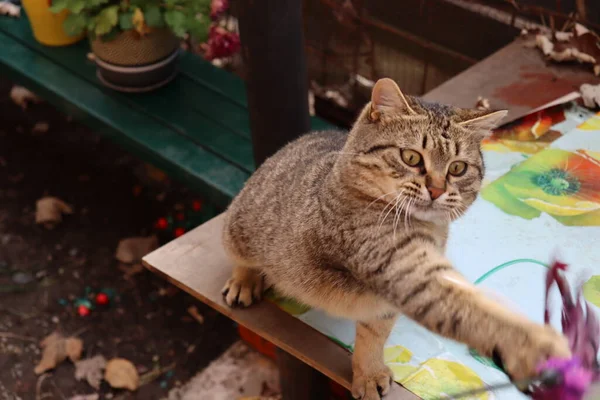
top-left (427, 186), bottom-right (444, 200)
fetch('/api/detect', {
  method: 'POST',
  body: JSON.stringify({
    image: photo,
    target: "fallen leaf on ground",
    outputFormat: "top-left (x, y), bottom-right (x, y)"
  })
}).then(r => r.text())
top-left (580, 83), bottom-right (600, 108)
top-left (105, 358), bottom-right (139, 391)
top-left (187, 306), bottom-right (204, 324)
top-left (10, 85), bottom-right (41, 109)
top-left (158, 286), bottom-right (179, 297)
top-left (35, 197), bottom-right (73, 229)
top-left (118, 263), bottom-right (144, 279)
top-left (115, 236), bottom-right (158, 264)
top-left (69, 394), bottom-right (99, 400)
top-left (32, 122), bottom-right (49, 134)
top-left (0, 1), bottom-right (20, 17)
top-left (75, 355), bottom-right (107, 390)
top-left (34, 332), bottom-right (83, 374)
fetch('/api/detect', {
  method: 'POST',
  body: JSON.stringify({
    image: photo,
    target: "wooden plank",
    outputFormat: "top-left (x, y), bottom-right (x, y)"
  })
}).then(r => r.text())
top-left (0, 29), bottom-right (249, 207)
top-left (0, 18), bottom-right (256, 173)
top-left (142, 214), bottom-right (418, 399)
top-left (423, 39), bottom-right (600, 123)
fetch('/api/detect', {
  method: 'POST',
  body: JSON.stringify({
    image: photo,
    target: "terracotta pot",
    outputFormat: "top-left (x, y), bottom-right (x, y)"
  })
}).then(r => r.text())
top-left (91, 29), bottom-right (181, 92)
top-left (21, 0), bottom-right (85, 46)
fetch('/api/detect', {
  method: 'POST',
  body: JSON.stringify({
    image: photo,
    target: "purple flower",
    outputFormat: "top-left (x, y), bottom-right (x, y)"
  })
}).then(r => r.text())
top-left (532, 261), bottom-right (600, 400)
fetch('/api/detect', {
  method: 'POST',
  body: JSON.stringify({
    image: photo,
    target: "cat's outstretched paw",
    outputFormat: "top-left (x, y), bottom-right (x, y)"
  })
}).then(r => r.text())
top-left (221, 266), bottom-right (264, 307)
top-left (352, 366), bottom-right (394, 400)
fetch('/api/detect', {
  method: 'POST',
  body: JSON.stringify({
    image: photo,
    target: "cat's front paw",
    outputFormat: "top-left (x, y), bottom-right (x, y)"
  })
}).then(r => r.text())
top-left (352, 365), bottom-right (393, 400)
top-left (221, 267), bottom-right (264, 307)
top-left (496, 324), bottom-right (571, 381)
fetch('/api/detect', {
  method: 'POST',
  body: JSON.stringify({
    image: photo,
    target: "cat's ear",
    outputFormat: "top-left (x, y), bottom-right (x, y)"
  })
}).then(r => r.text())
top-left (457, 109), bottom-right (507, 138)
top-left (369, 78), bottom-right (416, 121)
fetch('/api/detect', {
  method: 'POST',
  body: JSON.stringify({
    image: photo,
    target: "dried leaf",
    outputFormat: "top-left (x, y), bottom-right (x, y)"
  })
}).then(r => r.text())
top-left (10, 85), bottom-right (41, 110)
top-left (32, 122), bottom-right (49, 134)
top-left (105, 358), bottom-right (139, 391)
top-left (115, 236), bottom-right (158, 264)
top-left (34, 332), bottom-right (83, 374)
top-left (118, 262), bottom-right (144, 279)
top-left (69, 394), bottom-right (99, 400)
top-left (475, 96), bottom-right (490, 111)
top-left (35, 196), bottom-right (74, 229)
top-left (75, 355), bottom-right (107, 390)
top-left (533, 23), bottom-right (600, 75)
top-left (187, 305), bottom-right (204, 324)
top-left (0, 1), bottom-right (20, 17)
top-left (580, 83), bottom-right (600, 108)
top-left (132, 7), bottom-right (151, 35)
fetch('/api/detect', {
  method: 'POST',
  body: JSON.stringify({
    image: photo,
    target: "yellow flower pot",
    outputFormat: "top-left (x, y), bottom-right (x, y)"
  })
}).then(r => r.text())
top-left (21, 0), bottom-right (85, 46)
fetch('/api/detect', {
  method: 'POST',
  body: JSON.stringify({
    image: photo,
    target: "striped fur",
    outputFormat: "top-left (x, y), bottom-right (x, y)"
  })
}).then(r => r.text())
top-left (221, 79), bottom-right (569, 399)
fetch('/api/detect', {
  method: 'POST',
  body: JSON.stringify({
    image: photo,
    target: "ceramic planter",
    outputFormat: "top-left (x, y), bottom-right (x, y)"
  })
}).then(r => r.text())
top-left (22, 0), bottom-right (85, 46)
top-left (91, 29), bottom-right (181, 92)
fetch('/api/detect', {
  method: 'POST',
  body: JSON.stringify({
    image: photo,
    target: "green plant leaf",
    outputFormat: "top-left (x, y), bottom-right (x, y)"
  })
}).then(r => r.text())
top-left (144, 6), bottom-right (164, 27)
top-left (119, 11), bottom-right (133, 30)
top-left (48, 0), bottom-right (68, 13)
top-left (164, 10), bottom-right (186, 37)
top-left (101, 27), bottom-right (120, 42)
top-left (94, 5), bottom-right (119, 36)
top-left (69, 0), bottom-right (87, 13)
top-left (87, 0), bottom-right (110, 6)
top-left (62, 12), bottom-right (88, 36)
top-left (187, 13), bottom-right (209, 42)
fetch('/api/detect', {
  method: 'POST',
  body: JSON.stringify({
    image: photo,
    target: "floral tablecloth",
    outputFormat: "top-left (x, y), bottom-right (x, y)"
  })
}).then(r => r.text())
top-left (268, 101), bottom-right (600, 399)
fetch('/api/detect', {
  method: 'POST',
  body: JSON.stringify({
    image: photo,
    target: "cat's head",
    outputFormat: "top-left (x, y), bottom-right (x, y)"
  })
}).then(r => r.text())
top-left (341, 78), bottom-right (506, 222)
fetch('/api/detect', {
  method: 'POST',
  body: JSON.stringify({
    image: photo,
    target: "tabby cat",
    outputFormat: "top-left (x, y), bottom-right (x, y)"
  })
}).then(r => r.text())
top-left (222, 78), bottom-right (570, 399)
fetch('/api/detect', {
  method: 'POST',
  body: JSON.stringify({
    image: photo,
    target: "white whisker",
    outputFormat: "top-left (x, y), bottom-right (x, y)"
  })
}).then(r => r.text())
top-left (365, 189), bottom-right (401, 211)
top-left (377, 191), bottom-right (404, 235)
top-left (393, 195), bottom-right (408, 243)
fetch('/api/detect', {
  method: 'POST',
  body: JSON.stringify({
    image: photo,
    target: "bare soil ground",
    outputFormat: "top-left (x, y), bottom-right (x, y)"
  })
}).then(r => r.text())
top-left (0, 79), bottom-right (237, 400)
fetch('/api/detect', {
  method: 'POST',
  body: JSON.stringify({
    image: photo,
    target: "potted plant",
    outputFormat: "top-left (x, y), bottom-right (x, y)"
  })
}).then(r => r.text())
top-left (49, 0), bottom-right (240, 92)
top-left (21, 0), bottom-right (85, 46)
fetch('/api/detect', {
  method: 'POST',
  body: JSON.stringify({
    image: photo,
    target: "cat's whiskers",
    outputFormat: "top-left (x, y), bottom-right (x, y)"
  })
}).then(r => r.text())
top-left (377, 190), bottom-right (404, 235)
top-left (393, 195), bottom-right (408, 243)
top-left (377, 196), bottom-right (399, 226)
top-left (365, 189), bottom-right (402, 212)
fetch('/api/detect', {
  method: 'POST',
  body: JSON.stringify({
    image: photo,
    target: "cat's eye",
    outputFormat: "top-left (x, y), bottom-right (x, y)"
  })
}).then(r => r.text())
top-left (448, 161), bottom-right (467, 176)
top-left (401, 149), bottom-right (422, 167)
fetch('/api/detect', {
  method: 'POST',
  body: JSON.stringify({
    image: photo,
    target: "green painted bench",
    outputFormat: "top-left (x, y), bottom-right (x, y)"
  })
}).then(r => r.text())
top-left (0, 16), bottom-right (334, 208)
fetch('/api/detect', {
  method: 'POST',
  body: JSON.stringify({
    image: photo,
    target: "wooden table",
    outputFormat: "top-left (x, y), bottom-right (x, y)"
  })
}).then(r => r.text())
top-left (143, 27), bottom-right (599, 400)
top-left (424, 36), bottom-right (599, 124)
top-left (143, 214), bottom-right (418, 399)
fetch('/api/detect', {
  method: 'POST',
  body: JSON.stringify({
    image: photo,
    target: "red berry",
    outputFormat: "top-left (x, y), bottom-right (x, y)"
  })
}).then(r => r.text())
top-left (78, 305), bottom-right (90, 317)
top-left (174, 227), bottom-right (185, 238)
top-left (96, 292), bottom-right (109, 306)
top-left (156, 217), bottom-right (168, 230)
top-left (175, 213), bottom-right (185, 221)
top-left (192, 200), bottom-right (202, 212)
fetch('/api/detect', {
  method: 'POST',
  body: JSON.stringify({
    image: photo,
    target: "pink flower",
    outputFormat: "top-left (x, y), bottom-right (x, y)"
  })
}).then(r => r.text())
top-left (204, 25), bottom-right (240, 60)
top-left (210, 0), bottom-right (228, 20)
